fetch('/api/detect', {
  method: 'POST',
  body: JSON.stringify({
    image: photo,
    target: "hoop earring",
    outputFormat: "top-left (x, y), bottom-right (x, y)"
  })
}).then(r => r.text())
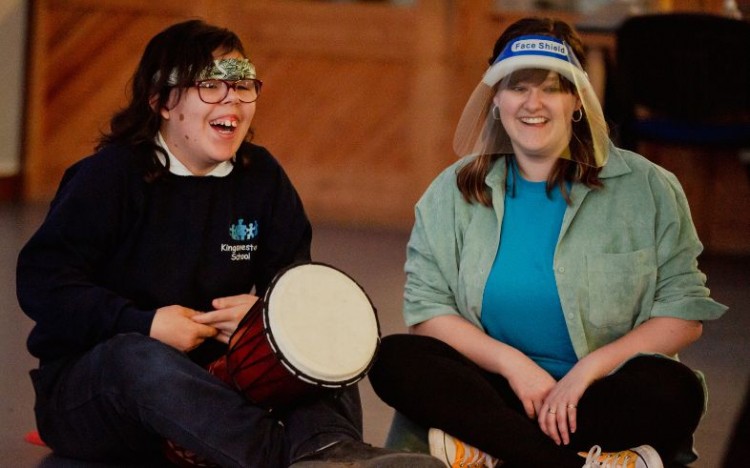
top-left (572, 108), bottom-right (583, 122)
top-left (491, 105), bottom-right (501, 120)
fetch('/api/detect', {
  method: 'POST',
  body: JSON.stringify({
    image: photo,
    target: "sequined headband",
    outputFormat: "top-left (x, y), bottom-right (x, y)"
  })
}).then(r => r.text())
top-left (197, 58), bottom-right (256, 81)
top-left (160, 58), bottom-right (257, 86)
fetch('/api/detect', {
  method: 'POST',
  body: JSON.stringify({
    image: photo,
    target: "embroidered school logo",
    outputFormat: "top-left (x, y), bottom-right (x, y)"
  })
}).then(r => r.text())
top-left (229, 218), bottom-right (258, 241)
top-left (223, 218), bottom-right (259, 261)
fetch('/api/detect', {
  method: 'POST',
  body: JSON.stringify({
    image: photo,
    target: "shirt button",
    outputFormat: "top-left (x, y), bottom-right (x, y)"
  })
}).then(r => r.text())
top-left (557, 266), bottom-right (565, 273)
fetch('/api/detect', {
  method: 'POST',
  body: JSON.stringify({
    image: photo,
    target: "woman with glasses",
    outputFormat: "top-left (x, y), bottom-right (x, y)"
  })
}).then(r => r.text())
top-left (16, 19), bottom-right (441, 468)
top-left (368, 17), bottom-right (726, 468)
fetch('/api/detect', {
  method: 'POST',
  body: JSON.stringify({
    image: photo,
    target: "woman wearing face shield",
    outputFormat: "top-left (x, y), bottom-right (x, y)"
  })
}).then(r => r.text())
top-left (368, 17), bottom-right (726, 468)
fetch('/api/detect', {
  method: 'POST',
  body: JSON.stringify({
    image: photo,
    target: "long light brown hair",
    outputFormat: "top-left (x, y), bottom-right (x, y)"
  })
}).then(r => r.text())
top-left (457, 17), bottom-right (603, 206)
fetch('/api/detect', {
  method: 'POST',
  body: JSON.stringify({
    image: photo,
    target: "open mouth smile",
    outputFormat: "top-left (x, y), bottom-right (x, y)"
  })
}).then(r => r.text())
top-left (209, 118), bottom-right (239, 134)
top-left (520, 117), bottom-right (548, 125)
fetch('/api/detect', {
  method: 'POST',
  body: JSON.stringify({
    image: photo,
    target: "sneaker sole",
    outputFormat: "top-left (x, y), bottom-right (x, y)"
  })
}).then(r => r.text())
top-left (631, 445), bottom-right (664, 468)
top-left (427, 428), bottom-right (449, 466)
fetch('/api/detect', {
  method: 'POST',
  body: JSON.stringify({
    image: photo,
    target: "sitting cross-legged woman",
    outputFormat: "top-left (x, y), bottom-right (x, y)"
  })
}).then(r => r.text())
top-left (368, 16), bottom-right (727, 468)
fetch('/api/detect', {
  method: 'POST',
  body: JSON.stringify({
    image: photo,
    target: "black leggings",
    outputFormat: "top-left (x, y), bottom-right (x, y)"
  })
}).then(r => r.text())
top-left (369, 334), bottom-right (705, 468)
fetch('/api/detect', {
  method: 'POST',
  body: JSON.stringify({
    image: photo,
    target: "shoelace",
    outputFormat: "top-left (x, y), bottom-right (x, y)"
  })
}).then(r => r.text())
top-left (582, 445), bottom-right (636, 468)
top-left (448, 435), bottom-right (487, 468)
top-left (602, 452), bottom-right (633, 466)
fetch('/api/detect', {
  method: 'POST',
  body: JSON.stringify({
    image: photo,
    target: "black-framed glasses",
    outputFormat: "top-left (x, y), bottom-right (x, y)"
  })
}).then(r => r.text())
top-left (194, 79), bottom-right (263, 104)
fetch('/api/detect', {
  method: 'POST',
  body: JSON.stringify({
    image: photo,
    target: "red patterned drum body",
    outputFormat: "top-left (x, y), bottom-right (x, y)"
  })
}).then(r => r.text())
top-left (224, 262), bottom-right (380, 408)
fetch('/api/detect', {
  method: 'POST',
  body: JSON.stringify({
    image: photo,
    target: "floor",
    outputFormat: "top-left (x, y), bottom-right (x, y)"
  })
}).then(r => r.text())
top-left (1, 201), bottom-right (748, 467)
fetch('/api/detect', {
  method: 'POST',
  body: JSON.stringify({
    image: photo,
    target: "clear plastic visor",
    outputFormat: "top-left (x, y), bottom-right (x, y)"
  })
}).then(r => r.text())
top-left (453, 36), bottom-right (608, 168)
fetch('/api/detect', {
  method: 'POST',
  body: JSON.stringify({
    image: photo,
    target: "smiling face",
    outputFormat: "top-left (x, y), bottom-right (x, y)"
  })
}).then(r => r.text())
top-left (493, 70), bottom-right (580, 166)
top-left (159, 50), bottom-right (256, 175)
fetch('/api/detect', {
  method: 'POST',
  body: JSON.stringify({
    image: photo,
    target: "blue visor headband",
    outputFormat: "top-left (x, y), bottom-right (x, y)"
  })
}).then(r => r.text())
top-left (482, 35), bottom-right (587, 87)
top-left (494, 35), bottom-right (573, 64)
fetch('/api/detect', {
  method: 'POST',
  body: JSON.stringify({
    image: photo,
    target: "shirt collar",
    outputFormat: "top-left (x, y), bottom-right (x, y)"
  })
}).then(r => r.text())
top-left (596, 142), bottom-right (631, 179)
top-left (155, 132), bottom-right (233, 177)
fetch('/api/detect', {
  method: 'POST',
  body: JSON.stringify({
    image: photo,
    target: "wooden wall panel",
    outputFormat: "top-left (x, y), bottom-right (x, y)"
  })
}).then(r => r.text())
top-left (236, 1), bottom-right (459, 226)
top-left (24, 4), bottom-right (198, 200)
top-left (22, 0), bottom-right (748, 251)
top-left (23, 0), bottom-right (459, 229)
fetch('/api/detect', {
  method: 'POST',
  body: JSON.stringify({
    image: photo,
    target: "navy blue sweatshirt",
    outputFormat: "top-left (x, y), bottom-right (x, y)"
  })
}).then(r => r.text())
top-left (17, 142), bottom-right (312, 367)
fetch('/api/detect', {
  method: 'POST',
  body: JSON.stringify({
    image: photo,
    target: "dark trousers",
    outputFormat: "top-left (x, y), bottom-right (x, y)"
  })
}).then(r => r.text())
top-left (369, 334), bottom-right (705, 468)
top-left (31, 333), bottom-right (363, 468)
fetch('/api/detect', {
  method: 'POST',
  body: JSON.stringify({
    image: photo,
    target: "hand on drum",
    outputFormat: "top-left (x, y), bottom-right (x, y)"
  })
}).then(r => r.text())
top-left (151, 305), bottom-right (219, 352)
top-left (192, 294), bottom-right (259, 344)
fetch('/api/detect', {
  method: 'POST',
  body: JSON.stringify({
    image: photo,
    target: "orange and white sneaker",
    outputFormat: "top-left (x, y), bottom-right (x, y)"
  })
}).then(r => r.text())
top-left (580, 444), bottom-right (663, 468)
top-left (428, 428), bottom-right (500, 468)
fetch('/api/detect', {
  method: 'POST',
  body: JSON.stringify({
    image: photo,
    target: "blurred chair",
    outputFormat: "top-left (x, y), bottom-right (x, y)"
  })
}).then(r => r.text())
top-left (612, 13), bottom-right (750, 175)
top-left (610, 13), bottom-right (750, 250)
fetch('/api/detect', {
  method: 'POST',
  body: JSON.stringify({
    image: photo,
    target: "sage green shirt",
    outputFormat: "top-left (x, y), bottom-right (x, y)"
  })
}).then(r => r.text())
top-left (404, 143), bottom-right (727, 359)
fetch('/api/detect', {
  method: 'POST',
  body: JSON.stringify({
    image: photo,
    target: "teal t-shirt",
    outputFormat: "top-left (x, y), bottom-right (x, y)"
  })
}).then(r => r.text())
top-left (480, 166), bottom-right (578, 380)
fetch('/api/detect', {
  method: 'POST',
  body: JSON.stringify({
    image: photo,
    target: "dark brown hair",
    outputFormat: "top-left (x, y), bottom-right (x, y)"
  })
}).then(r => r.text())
top-left (98, 20), bottom-right (253, 181)
top-left (457, 17), bottom-right (603, 206)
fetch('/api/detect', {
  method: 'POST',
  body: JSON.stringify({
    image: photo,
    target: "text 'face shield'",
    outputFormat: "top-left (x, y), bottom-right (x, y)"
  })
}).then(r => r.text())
top-left (453, 35), bottom-right (608, 168)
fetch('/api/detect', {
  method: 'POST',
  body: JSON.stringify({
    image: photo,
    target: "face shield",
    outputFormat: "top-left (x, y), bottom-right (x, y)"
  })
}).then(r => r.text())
top-left (453, 35), bottom-right (608, 168)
